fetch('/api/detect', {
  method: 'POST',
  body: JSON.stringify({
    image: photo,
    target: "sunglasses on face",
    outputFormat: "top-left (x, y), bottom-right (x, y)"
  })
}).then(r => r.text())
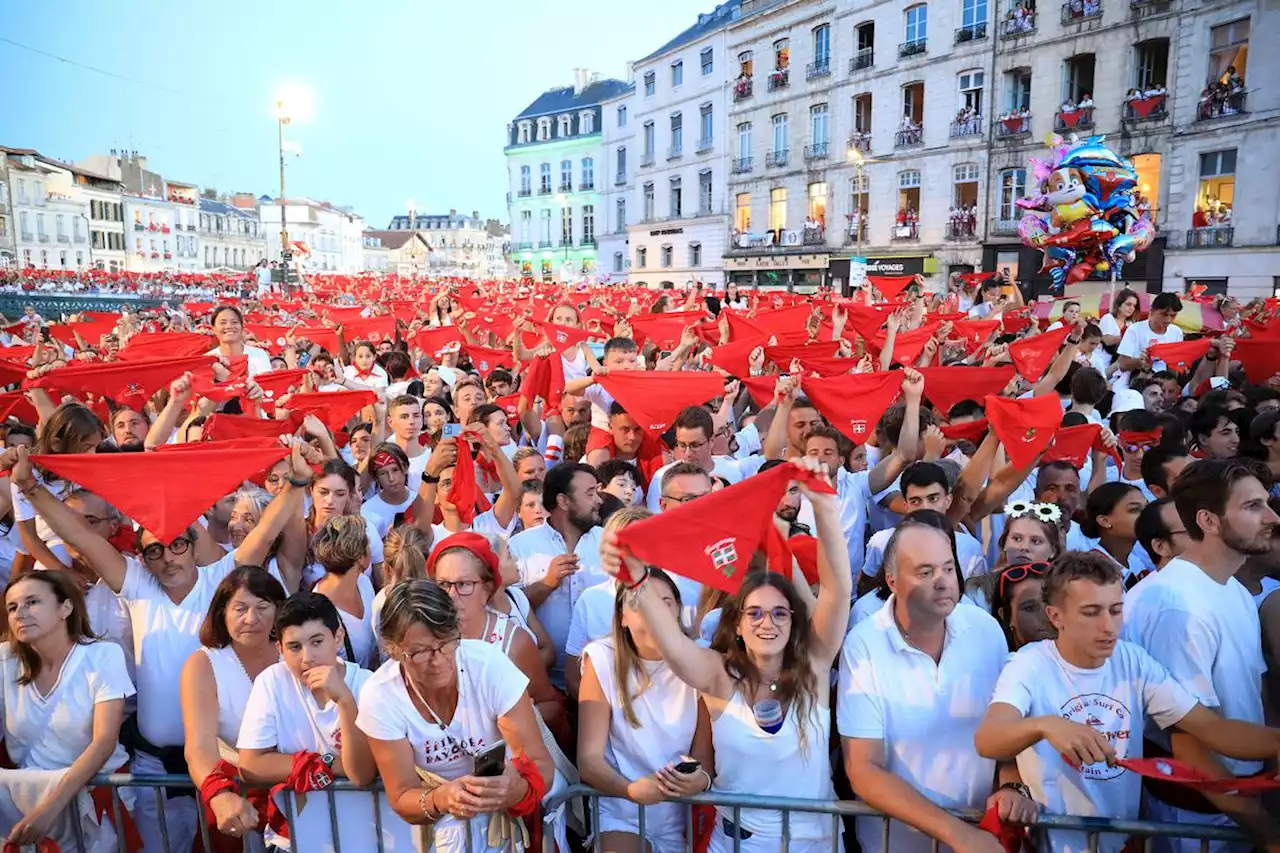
top-left (744, 606), bottom-right (792, 626)
top-left (141, 537), bottom-right (192, 563)
top-left (997, 562), bottom-right (1050, 601)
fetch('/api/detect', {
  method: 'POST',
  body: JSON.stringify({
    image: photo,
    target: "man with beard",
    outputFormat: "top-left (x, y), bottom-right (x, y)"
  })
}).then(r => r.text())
top-left (110, 406), bottom-right (149, 451)
top-left (1123, 459), bottom-right (1280, 852)
top-left (510, 461), bottom-right (605, 687)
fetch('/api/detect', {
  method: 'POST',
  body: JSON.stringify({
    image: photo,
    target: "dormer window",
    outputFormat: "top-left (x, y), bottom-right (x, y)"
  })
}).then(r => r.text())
top-left (580, 110), bottom-right (595, 134)
top-left (537, 117), bottom-right (552, 141)
top-left (558, 114), bottom-right (572, 136)
top-left (518, 120), bottom-right (533, 143)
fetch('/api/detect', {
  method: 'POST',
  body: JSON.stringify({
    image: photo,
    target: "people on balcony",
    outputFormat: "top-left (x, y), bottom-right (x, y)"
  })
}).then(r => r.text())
top-left (898, 116), bottom-right (923, 145)
top-left (1003, 0), bottom-right (1035, 32)
top-left (954, 105), bottom-right (981, 135)
top-left (1199, 69), bottom-right (1246, 119)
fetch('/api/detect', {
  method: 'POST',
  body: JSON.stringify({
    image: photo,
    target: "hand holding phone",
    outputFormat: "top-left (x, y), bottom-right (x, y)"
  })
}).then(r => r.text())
top-left (441, 423), bottom-right (463, 439)
top-left (473, 740), bottom-right (506, 778)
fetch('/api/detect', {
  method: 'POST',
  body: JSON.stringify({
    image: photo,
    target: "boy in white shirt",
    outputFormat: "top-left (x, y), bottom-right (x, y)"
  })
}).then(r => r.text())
top-left (238, 592), bottom-right (411, 852)
top-left (976, 551), bottom-right (1280, 853)
top-left (1113, 292), bottom-right (1183, 390)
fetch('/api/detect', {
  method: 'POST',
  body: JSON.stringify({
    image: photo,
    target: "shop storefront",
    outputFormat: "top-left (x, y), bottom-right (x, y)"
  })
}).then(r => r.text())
top-left (829, 254), bottom-right (938, 296)
top-left (724, 251), bottom-right (831, 291)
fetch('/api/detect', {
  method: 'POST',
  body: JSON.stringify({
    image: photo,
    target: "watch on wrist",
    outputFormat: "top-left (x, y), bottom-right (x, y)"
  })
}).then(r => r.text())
top-left (288, 475), bottom-right (313, 488)
top-left (421, 473), bottom-right (441, 484)
top-left (320, 752), bottom-right (336, 768)
top-left (998, 781), bottom-right (1033, 800)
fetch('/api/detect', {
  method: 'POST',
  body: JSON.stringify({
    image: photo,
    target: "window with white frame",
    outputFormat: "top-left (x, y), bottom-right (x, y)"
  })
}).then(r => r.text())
top-left (644, 71), bottom-right (656, 96)
top-left (850, 173), bottom-right (869, 220)
top-left (769, 187), bottom-right (787, 231)
top-left (962, 0), bottom-right (987, 28)
top-left (583, 205), bottom-right (595, 242)
top-left (1209, 18), bottom-right (1250, 84)
top-left (537, 117), bottom-right (551, 140)
top-left (660, 245), bottom-right (673, 267)
top-left (519, 211), bottom-right (531, 242)
top-left (701, 47), bottom-right (714, 75)
top-left (670, 176), bottom-right (683, 218)
top-left (582, 157), bottom-right (594, 188)
top-left (643, 182), bottom-right (655, 220)
top-left (772, 113), bottom-right (788, 152)
top-left (560, 160), bottom-right (573, 190)
top-left (561, 206), bottom-right (572, 244)
top-left (558, 115), bottom-right (572, 136)
top-left (998, 169), bottom-right (1026, 220)
top-left (954, 163), bottom-right (979, 209)
top-left (735, 192), bottom-right (751, 232)
top-left (672, 60), bottom-right (683, 87)
top-left (699, 170), bottom-right (713, 214)
top-left (518, 121), bottom-right (532, 143)
top-left (905, 4), bottom-right (927, 45)
top-left (810, 104), bottom-right (830, 147)
top-left (813, 24), bottom-right (831, 68)
top-left (643, 121), bottom-right (656, 158)
top-left (700, 104), bottom-right (713, 146)
top-left (616, 147), bottom-right (627, 179)
top-left (540, 209), bottom-right (551, 243)
top-left (1006, 69), bottom-right (1032, 111)
top-left (580, 111), bottom-right (594, 133)
top-left (670, 112), bottom-right (683, 154)
top-left (898, 170), bottom-right (922, 219)
top-left (959, 70), bottom-right (984, 114)
top-left (689, 243), bottom-right (702, 266)
top-left (737, 122), bottom-right (752, 160)
top-left (637, 246), bottom-right (647, 268)
top-left (618, 105), bottom-right (627, 126)
top-left (616, 197), bottom-right (627, 230)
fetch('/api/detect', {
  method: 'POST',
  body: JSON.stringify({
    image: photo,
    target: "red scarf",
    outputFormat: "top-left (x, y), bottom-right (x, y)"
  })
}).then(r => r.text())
top-left (1008, 325), bottom-right (1072, 381)
top-left (447, 439), bottom-right (492, 525)
top-left (983, 393), bottom-right (1063, 469)
top-left (265, 752), bottom-right (336, 838)
top-left (917, 366), bottom-right (1016, 419)
top-left (800, 372), bottom-right (903, 444)
top-left (196, 759), bottom-right (269, 853)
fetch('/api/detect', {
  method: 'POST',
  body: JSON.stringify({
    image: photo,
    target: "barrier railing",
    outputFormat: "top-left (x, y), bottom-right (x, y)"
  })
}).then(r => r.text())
top-left (53, 774), bottom-right (1248, 853)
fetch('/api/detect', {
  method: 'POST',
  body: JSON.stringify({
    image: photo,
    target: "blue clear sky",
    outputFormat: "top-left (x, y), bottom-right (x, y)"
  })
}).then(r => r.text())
top-left (0, 0), bottom-right (699, 228)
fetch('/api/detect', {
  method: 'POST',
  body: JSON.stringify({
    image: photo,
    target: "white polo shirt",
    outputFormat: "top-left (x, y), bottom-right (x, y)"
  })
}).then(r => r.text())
top-left (509, 522), bottom-right (606, 686)
top-left (1121, 556), bottom-right (1265, 776)
top-left (837, 595), bottom-right (1008, 853)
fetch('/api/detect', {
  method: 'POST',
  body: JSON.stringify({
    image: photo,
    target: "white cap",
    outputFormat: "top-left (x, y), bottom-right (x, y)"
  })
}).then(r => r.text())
top-left (1110, 388), bottom-right (1145, 415)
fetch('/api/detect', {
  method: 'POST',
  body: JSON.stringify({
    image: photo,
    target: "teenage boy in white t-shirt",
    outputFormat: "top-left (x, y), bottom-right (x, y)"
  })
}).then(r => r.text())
top-left (238, 592), bottom-right (412, 852)
top-left (976, 551), bottom-right (1280, 853)
top-left (1113, 292), bottom-right (1183, 391)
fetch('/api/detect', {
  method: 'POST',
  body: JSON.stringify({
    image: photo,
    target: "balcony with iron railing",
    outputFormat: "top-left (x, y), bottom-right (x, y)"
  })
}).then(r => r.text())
top-left (538, 186), bottom-right (552, 196)
top-left (559, 181), bottom-right (573, 192)
top-left (1197, 89), bottom-right (1247, 122)
top-left (640, 152), bottom-right (656, 168)
top-left (848, 132), bottom-right (872, 155)
top-left (614, 173), bottom-right (627, 186)
top-left (806, 58), bottom-right (831, 80)
top-left (954, 22), bottom-right (988, 43)
top-left (996, 114), bottom-right (1032, 139)
top-left (1000, 13), bottom-right (1036, 37)
top-left (891, 222), bottom-right (921, 241)
top-left (19, 232), bottom-right (32, 242)
top-left (580, 238), bottom-right (596, 248)
top-left (1055, 106), bottom-right (1094, 132)
top-left (765, 148), bottom-right (790, 167)
top-left (579, 181), bottom-right (594, 191)
top-left (1061, 2), bottom-right (1103, 26)
top-left (516, 241), bottom-right (533, 250)
top-left (895, 127), bottom-right (924, 148)
top-left (899, 39), bottom-right (927, 59)
top-left (732, 156), bottom-right (754, 174)
top-left (950, 116), bottom-right (984, 138)
top-left (849, 48), bottom-right (874, 73)
top-left (843, 220), bottom-right (868, 245)
top-left (1184, 227), bottom-right (1233, 248)
top-left (37, 233), bottom-right (49, 243)
top-left (993, 217), bottom-right (1020, 235)
top-left (946, 221), bottom-right (979, 241)
top-left (768, 69), bottom-right (790, 91)
top-left (733, 77), bottom-right (754, 101)
top-left (1123, 94), bottom-right (1168, 123)
top-left (804, 142), bottom-right (830, 162)
top-left (518, 189), bottom-right (532, 198)
top-left (696, 137), bottom-right (713, 154)
top-left (667, 145), bottom-right (683, 160)
top-left (56, 234), bottom-right (69, 244)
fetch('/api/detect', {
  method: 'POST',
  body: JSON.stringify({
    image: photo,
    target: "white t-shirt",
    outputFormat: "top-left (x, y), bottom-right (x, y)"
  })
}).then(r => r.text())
top-left (991, 639), bottom-right (1196, 853)
top-left (331, 573), bottom-right (377, 669)
top-left (1114, 320), bottom-right (1183, 391)
top-left (238, 659), bottom-right (411, 852)
top-left (355, 641), bottom-right (528, 852)
top-left (0, 641), bottom-right (134, 772)
top-left (565, 579), bottom-right (617, 658)
top-left (342, 363), bottom-right (389, 390)
top-left (838, 595), bottom-right (1008, 853)
top-left (206, 344), bottom-right (273, 378)
top-left (1121, 556), bottom-right (1265, 776)
top-left (120, 554), bottom-right (239, 748)
top-left (360, 492), bottom-right (415, 541)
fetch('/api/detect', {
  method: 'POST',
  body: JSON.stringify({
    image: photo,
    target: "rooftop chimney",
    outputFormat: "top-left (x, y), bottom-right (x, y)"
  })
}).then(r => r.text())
top-left (472, 210), bottom-right (478, 220)
top-left (573, 68), bottom-right (588, 94)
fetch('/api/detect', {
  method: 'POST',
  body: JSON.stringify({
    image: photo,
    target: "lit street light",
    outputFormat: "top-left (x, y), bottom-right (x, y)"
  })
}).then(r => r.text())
top-left (274, 85), bottom-right (313, 289)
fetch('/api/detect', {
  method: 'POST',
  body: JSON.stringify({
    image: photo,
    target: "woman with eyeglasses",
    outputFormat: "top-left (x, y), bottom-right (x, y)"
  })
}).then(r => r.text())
top-left (600, 457), bottom-right (852, 853)
top-left (1080, 482), bottom-right (1149, 586)
top-left (357, 579), bottom-right (554, 852)
top-left (311, 516), bottom-right (378, 668)
top-left (179, 568), bottom-right (286, 845)
top-left (427, 532), bottom-right (566, 739)
top-left (577, 566), bottom-right (713, 853)
top-left (0, 571), bottom-right (135, 852)
top-left (989, 562), bottom-right (1055, 652)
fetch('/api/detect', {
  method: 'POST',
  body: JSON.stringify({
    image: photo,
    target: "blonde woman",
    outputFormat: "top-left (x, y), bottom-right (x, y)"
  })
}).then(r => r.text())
top-left (311, 516), bottom-right (377, 668)
top-left (578, 566), bottom-right (713, 852)
top-left (372, 525), bottom-right (433, 651)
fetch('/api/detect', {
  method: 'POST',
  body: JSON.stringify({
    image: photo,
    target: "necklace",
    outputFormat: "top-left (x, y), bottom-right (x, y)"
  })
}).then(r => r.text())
top-left (403, 667), bottom-right (452, 732)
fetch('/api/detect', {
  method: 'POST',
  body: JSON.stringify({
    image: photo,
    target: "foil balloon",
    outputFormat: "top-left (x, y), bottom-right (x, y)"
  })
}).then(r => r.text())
top-left (1016, 134), bottom-right (1155, 290)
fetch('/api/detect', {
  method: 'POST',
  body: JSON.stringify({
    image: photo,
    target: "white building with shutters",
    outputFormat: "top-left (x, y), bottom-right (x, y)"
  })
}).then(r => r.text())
top-left (597, 84), bottom-right (636, 283)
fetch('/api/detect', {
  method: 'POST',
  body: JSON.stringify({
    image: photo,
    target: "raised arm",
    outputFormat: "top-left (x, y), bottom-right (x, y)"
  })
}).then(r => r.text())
top-left (802, 464), bottom-right (853, 667)
top-left (235, 440), bottom-right (317, 568)
top-left (145, 372), bottom-right (195, 449)
top-left (600, 532), bottom-right (733, 699)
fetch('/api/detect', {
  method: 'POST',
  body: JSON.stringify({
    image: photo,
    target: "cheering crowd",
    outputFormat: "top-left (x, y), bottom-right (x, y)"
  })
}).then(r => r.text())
top-left (0, 271), bottom-right (1277, 853)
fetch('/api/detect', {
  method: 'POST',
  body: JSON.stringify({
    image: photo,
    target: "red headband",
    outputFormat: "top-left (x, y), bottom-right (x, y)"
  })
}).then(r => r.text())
top-left (371, 450), bottom-right (402, 470)
top-left (427, 532), bottom-right (499, 579)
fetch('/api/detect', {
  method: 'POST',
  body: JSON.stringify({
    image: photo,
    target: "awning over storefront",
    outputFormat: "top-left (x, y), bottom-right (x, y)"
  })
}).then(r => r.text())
top-left (724, 253), bottom-right (830, 271)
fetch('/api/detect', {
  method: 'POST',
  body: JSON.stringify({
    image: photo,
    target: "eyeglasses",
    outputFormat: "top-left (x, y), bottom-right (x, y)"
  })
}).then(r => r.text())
top-left (401, 637), bottom-right (459, 664)
top-left (744, 606), bottom-right (792, 626)
top-left (674, 440), bottom-right (708, 453)
top-left (436, 579), bottom-right (479, 596)
top-left (997, 562), bottom-right (1050, 600)
top-left (661, 492), bottom-right (708, 504)
top-left (141, 537), bottom-right (192, 563)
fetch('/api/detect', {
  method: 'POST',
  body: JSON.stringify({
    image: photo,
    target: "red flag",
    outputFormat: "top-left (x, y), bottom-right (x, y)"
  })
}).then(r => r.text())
top-left (447, 439), bottom-right (492, 525)
top-left (615, 462), bottom-right (834, 592)
top-left (739, 376), bottom-right (777, 409)
top-left (411, 326), bottom-right (465, 359)
top-left (596, 370), bottom-right (725, 437)
top-left (118, 332), bottom-right (216, 361)
top-left (0, 391), bottom-right (39, 424)
top-left (794, 355), bottom-right (857, 377)
top-left (340, 316), bottom-right (395, 343)
top-left (463, 345), bottom-right (514, 378)
top-left (0, 359), bottom-right (28, 387)
top-left (888, 323), bottom-right (942, 366)
top-left (29, 355), bottom-right (215, 409)
top-left (801, 372), bottom-right (903, 444)
top-left (533, 321), bottom-right (592, 354)
top-left (1147, 339), bottom-right (1211, 373)
top-left (984, 393), bottom-right (1063, 469)
top-left (32, 445), bottom-right (290, 543)
top-left (1008, 325), bottom-right (1073, 381)
top-left (203, 413), bottom-right (304, 442)
top-left (1232, 339), bottom-right (1280, 385)
top-left (918, 366), bottom-right (1016, 418)
top-left (939, 418), bottom-right (989, 444)
top-left (710, 336), bottom-right (768, 378)
top-left (867, 275), bottom-right (914, 300)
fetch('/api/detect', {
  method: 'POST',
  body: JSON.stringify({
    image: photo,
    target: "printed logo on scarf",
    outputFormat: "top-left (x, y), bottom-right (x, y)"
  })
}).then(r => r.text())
top-left (705, 537), bottom-right (739, 577)
top-left (849, 419), bottom-right (868, 435)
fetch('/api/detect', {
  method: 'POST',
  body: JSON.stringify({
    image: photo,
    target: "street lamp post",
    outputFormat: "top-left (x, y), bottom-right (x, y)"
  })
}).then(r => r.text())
top-left (276, 101), bottom-right (291, 274)
top-left (846, 145), bottom-right (865, 258)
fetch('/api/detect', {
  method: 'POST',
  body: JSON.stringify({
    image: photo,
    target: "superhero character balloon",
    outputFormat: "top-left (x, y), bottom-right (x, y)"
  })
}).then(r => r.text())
top-left (1016, 134), bottom-right (1156, 290)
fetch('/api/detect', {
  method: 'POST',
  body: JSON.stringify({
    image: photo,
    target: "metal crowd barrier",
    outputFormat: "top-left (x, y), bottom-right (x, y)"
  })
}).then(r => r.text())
top-left (63, 774), bottom-right (1246, 853)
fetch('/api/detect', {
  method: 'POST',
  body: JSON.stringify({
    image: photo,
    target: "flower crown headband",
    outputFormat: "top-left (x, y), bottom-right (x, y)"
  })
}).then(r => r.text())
top-left (1004, 500), bottom-right (1062, 524)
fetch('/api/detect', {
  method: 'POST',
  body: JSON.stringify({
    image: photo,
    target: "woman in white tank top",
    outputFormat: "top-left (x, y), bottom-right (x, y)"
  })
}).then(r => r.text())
top-left (179, 567), bottom-right (285, 845)
top-left (601, 461), bottom-right (852, 853)
top-left (578, 567), bottom-right (711, 853)
top-left (311, 515), bottom-right (378, 668)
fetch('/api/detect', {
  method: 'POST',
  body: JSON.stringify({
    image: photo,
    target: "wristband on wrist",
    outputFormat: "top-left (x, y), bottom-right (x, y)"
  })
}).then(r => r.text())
top-left (998, 781), bottom-right (1033, 800)
top-left (288, 475), bottom-right (313, 488)
top-left (421, 473), bottom-right (441, 484)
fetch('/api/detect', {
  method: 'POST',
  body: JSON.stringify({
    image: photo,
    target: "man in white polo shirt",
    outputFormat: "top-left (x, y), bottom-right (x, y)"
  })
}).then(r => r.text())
top-left (510, 461), bottom-right (605, 689)
top-left (1122, 458), bottom-right (1280, 852)
top-left (839, 518), bottom-right (1035, 853)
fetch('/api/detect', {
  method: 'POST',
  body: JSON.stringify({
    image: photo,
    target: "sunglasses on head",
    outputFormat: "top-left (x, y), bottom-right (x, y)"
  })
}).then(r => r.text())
top-left (997, 562), bottom-right (1050, 600)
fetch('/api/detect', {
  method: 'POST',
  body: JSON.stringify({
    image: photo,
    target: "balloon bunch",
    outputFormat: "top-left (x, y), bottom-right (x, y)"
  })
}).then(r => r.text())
top-left (1016, 134), bottom-right (1155, 290)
